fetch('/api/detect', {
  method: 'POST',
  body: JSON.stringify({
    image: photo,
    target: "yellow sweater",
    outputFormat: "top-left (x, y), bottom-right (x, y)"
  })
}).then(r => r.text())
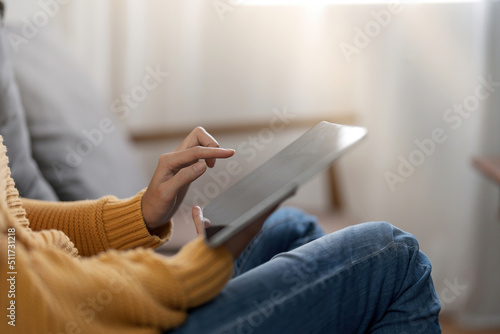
top-left (0, 137), bottom-right (233, 333)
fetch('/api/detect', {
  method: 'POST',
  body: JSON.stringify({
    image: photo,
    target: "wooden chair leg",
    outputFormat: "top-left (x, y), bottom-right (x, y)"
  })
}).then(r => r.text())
top-left (327, 165), bottom-right (342, 211)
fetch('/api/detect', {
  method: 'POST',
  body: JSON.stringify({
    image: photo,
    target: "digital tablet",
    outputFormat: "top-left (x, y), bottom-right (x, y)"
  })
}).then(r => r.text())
top-left (203, 121), bottom-right (367, 248)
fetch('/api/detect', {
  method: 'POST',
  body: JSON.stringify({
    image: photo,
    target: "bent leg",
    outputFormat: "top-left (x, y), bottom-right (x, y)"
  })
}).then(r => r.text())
top-left (167, 222), bottom-right (441, 334)
top-left (234, 207), bottom-right (325, 276)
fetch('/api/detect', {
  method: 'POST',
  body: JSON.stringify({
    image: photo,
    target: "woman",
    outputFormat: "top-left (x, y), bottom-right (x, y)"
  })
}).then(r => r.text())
top-left (0, 4), bottom-right (441, 333)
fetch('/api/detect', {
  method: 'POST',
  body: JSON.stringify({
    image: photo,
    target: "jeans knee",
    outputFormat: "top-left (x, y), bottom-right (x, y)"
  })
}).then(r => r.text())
top-left (386, 222), bottom-right (420, 252)
top-left (354, 221), bottom-right (421, 260)
top-left (365, 221), bottom-right (418, 245)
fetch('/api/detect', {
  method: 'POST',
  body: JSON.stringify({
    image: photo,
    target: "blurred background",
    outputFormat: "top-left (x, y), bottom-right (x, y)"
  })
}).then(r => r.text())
top-left (3, 0), bottom-right (500, 332)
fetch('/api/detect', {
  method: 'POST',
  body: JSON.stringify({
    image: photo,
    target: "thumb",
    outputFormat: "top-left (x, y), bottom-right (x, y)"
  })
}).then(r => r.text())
top-left (192, 206), bottom-right (211, 236)
top-left (192, 206), bottom-right (204, 236)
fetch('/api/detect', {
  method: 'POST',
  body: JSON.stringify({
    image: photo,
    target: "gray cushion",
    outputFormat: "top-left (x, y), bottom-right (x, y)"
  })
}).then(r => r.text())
top-left (0, 25), bottom-right (59, 200)
top-left (7, 25), bottom-right (147, 200)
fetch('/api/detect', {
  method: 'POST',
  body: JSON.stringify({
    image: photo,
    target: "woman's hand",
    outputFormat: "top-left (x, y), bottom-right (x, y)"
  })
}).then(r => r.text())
top-left (142, 127), bottom-right (234, 231)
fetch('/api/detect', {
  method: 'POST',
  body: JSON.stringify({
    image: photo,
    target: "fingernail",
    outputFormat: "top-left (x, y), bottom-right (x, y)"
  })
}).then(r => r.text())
top-left (193, 161), bottom-right (206, 173)
top-left (193, 206), bottom-right (202, 216)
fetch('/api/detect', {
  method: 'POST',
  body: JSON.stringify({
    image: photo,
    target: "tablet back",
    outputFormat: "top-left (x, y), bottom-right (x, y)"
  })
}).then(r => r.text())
top-left (204, 121), bottom-right (367, 247)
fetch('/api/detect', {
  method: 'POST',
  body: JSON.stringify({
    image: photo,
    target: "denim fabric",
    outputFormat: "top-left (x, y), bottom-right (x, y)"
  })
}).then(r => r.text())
top-left (233, 207), bottom-right (326, 277)
top-left (167, 208), bottom-right (441, 333)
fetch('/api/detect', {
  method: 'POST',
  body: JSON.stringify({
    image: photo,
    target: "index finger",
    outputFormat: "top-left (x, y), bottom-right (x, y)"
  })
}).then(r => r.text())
top-left (161, 146), bottom-right (235, 175)
top-left (177, 127), bottom-right (220, 168)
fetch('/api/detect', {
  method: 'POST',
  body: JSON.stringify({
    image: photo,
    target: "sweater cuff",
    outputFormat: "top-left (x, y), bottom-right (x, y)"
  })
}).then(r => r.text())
top-left (102, 189), bottom-right (172, 250)
top-left (167, 237), bottom-right (234, 308)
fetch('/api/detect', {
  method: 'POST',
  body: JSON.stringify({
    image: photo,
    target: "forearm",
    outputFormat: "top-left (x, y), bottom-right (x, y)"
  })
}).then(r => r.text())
top-left (22, 190), bottom-right (171, 256)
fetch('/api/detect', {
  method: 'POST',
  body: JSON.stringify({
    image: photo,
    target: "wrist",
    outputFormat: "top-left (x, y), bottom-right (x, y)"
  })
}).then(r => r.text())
top-left (141, 195), bottom-right (172, 237)
top-left (102, 189), bottom-right (168, 249)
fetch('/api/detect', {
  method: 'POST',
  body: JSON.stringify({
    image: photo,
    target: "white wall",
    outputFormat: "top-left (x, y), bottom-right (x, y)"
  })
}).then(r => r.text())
top-left (4, 0), bottom-right (500, 326)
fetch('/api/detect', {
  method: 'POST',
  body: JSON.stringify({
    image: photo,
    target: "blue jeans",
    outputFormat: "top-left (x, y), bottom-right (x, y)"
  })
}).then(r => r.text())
top-left (167, 207), bottom-right (441, 333)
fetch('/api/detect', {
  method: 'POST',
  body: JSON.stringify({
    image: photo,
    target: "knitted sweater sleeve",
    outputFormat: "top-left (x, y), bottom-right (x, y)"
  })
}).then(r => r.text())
top-left (1, 230), bottom-right (234, 333)
top-left (21, 190), bottom-right (172, 256)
